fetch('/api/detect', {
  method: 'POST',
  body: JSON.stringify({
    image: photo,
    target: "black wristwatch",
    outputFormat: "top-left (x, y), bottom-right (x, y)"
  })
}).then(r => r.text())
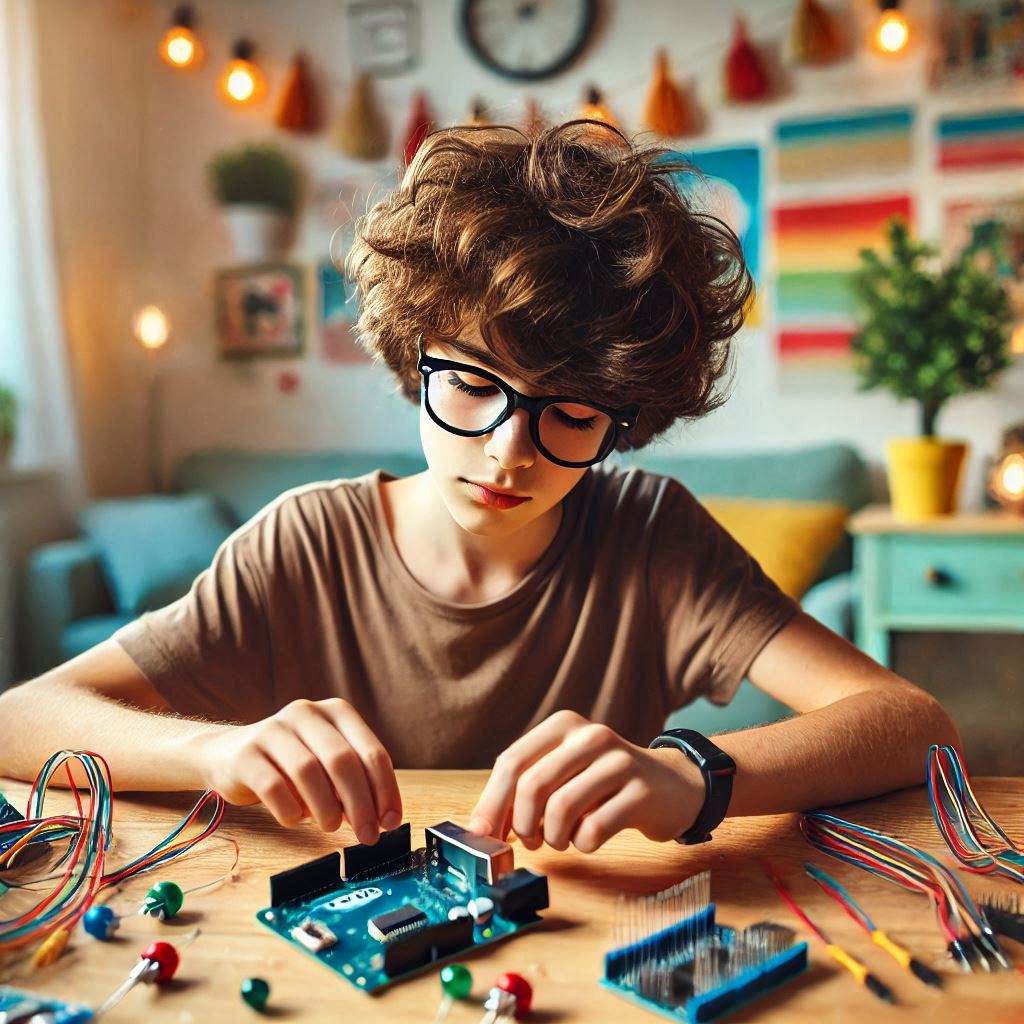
top-left (649, 728), bottom-right (736, 845)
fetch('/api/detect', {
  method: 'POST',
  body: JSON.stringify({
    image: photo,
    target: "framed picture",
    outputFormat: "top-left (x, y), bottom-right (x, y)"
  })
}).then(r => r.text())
top-left (215, 264), bottom-right (305, 359)
top-left (318, 260), bottom-right (368, 364)
top-left (348, 1), bottom-right (418, 76)
top-left (932, 0), bottom-right (1024, 86)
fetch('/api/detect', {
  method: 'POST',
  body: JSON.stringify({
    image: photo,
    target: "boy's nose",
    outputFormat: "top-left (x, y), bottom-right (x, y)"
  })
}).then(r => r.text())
top-left (484, 408), bottom-right (536, 470)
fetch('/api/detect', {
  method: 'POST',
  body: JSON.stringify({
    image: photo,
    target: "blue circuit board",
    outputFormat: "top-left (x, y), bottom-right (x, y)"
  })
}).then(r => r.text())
top-left (0, 986), bottom-right (94, 1024)
top-left (602, 907), bottom-right (808, 1023)
top-left (256, 822), bottom-right (547, 994)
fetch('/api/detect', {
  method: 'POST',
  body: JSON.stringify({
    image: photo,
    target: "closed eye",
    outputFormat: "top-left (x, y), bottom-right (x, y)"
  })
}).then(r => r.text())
top-left (446, 372), bottom-right (499, 397)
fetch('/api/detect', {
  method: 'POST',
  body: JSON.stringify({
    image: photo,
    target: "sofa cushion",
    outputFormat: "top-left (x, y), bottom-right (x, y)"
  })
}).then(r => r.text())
top-left (61, 614), bottom-right (139, 662)
top-left (173, 450), bottom-right (428, 524)
top-left (78, 493), bottom-right (233, 614)
top-left (701, 498), bottom-right (849, 600)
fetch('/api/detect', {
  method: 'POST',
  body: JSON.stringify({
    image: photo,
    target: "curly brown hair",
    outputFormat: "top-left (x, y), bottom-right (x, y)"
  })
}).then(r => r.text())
top-left (344, 120), bottom-right (752, 450)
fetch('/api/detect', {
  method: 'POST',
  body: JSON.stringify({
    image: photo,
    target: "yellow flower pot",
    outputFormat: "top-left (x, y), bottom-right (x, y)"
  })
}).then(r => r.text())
top-left (886, 438), bottom-right (968, 521)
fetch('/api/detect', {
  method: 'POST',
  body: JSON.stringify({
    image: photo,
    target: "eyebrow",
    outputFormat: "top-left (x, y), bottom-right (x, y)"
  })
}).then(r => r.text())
top-left (435, 337), bottom-right (512, 374)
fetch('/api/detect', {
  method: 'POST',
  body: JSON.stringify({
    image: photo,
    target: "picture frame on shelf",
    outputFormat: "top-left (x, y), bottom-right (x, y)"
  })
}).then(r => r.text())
top-left (215, 263), bottom-right (306, 359)
top-left (347, 1), bottom-right (418, 76)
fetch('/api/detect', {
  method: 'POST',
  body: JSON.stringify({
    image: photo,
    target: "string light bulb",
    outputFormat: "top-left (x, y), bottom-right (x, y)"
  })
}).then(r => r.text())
top-left (133, 305), bottom-right (170, 350)
top-left (219, 39), bottom-right (266, 106)
top-left (1011, 322), bottom-right (1024, 355)
top-left (159, 5), bottom-right (203, 70)
top-left (873, 0), bottom-right (909, 55)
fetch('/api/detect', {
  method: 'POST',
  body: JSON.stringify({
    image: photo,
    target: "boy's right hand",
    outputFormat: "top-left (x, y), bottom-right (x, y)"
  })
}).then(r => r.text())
top-left (194, 698), bottom-right (402, 844)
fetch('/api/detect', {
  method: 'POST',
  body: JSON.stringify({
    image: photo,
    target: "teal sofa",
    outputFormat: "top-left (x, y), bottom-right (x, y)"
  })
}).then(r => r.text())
top-left (24, 443), bottom-right (874, 733)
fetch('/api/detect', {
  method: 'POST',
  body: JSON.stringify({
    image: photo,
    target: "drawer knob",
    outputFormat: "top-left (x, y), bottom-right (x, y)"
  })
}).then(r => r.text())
top-left (924, 566), bottom-right (952, 586)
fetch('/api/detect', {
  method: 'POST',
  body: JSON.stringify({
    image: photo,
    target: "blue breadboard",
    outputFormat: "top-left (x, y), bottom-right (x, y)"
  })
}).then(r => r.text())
top-left (602, 906), bottom-right (808, 1023)
top-left (0, 986), bottom-right (94, 1023)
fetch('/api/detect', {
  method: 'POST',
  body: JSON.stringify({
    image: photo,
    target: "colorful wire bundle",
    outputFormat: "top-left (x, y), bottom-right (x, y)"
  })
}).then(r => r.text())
top-left (801, 811), bottom-right (1010, 972)
top-left (0, 750), bottom-right (230, 958)
top-left (764, 861), bottom-right (894, 1003)
top-left (927, 744), bottom-right (1024, 884)
top-left (804, 863), bottom-right (941, 987)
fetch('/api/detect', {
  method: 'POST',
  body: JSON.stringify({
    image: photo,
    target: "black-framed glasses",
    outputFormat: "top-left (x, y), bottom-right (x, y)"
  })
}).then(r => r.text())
top-left (416, 336), bottom-right (639, 469)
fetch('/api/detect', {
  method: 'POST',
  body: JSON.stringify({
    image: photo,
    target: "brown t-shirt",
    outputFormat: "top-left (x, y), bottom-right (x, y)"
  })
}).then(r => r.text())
top-left (113, 466), bottom-right (798, 768)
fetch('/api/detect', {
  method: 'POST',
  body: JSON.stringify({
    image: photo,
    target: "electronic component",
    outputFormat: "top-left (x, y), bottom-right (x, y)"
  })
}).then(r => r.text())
top-left (368, 903), bottom-right (427, 942)
top-left (0, 793), bottom-right (23, 828)
top-left (425, 821), bottom-right (514, 888)
top-left (96, 941), bottom-right (180, 1016)
top-left (602, 872), bottom-right (808, 1023)
top-left (0, 987), bottom-right (93, 1024)
top-left (257, 820), bottom-right (547, 993)
top-left (240, 977), bottom-right (271, 1011)
top-left (141, 880), bottom-right (184, 920)
top-left (435, 963), bottom-right (473, 1022)
top-left (979, 891), bottom-right (1024, 942)
top-left (290, 917), bottom-right (338, 952)
top-left (479, 868), bottom-right (548, 923)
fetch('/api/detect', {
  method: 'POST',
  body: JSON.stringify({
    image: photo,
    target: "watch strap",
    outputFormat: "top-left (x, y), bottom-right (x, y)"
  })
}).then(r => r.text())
top-left (649, 728), bottom-right (735, 844)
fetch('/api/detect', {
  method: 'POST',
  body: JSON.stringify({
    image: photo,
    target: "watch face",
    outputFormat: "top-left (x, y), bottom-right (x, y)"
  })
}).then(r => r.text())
top-left (459, 0), bottom-right (598, 81)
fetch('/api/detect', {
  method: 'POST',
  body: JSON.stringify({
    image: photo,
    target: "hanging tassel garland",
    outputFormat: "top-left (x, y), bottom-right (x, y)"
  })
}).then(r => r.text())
top-left (402, 90), bottom-right (433, 165)
top-left (724, 17), bottom-right (770, 102)
top-left (275, 53), bottom-right (321, 132)
top-left (467, 97), bottom-right (490, 127)
top-left (578, 85), bottom-right (623, 142)
top-left (789, 0), bottom-right (845, 66)
top-left (333, 73), bottom-right (389, 160)
top-left (642, 49), bottom-right (693, 138)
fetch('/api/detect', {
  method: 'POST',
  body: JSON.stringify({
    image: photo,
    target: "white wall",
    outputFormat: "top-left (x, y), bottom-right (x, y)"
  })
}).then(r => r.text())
top-left (37, 0), bottom-right (1024, 504)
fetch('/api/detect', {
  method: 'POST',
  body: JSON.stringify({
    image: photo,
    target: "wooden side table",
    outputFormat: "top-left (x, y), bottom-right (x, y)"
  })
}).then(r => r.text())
top-left (849, 505), bottom-right (1024, 668)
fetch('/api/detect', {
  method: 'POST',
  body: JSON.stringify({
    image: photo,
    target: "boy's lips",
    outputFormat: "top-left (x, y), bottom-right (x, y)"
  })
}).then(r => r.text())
top-left (462, 480), bottom-right (532, 509)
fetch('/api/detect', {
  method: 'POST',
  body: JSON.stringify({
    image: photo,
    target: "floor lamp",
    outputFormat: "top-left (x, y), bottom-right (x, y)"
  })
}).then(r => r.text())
top-left (132, 305), bottom-right (171, 492)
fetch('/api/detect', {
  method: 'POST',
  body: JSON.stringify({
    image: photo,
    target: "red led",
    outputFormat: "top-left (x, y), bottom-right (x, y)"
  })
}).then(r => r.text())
top-left (141, 941), bottom-right (180, 983)
top-left (495, 972), bottom-right (532, 1018)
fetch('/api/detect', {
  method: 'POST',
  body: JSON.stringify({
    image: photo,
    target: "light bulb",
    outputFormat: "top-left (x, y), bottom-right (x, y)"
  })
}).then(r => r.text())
top-left (133, 306), bottom-right (170, 350)
top-left (875, 8), bottom-right (909, 54)
top-left (219, 40), bottom-right (266, 106)
top-left (1012, 322), bottom-right (1024, 355)
top-left (159, 6), bottom-right (203, 69)
top-left (999, 454), bottom-right (1024, 497)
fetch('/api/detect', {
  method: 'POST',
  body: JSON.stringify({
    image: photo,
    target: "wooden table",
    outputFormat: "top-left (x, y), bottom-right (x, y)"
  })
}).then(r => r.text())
top-left (2, 772), bottom-right (1022, 1022)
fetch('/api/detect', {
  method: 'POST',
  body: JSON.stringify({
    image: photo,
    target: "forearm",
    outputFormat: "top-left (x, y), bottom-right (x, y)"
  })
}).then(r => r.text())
top-left (715, 686), bottom-right (961, 817)
top-left (0, 678), bottom-right (221, 792)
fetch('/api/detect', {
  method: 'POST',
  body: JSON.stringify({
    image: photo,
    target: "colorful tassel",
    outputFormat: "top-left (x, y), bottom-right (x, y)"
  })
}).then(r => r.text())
top-left (333, 72), bottom-right (389, 160)
top-left (789, 0), bottom-right (845, 66)
top-left (724, 17), bottom-right (770, 102)
top-left (402, 89), bottom-right (433, 165)
top-left (521, 97), bottom-right (546, 136)
top-left (468, 97), bottom-right (490, 127)
top-left (275, 53), bottom-right (321, 132)
top-left (578, 85), bottom-right (621, 132)
top-left (642, 49), bottom-right (693, 138)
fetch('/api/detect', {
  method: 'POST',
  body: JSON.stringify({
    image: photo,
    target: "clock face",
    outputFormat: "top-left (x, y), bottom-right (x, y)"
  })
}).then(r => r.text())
top-left (460, 0), bottom-right (598, 81)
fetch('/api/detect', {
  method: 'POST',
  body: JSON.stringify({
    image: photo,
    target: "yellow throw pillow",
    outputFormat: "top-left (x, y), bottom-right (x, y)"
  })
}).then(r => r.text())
top-left (700, 498), bottom-right (849, 601)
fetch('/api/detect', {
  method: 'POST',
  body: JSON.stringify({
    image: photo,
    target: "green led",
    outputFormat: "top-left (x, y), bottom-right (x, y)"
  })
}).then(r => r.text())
top-left (241, 976), bottom-right (270, 1011)
top-left (142, 880), bottom-right (184, 920)
top-left (440, 963), bottom-right (473, 1000)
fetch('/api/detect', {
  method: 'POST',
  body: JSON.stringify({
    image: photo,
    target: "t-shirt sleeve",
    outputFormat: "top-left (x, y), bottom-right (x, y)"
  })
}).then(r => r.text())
top-left (112, 511), bottom-right (276, 724)
top-left (647, 476), bottom-right (799, 710)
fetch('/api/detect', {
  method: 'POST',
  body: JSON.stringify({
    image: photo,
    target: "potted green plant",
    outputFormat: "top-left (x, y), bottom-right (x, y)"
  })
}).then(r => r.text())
top-left (850, 218), bottom-right (1013, 520)
top-left (0, 384), bottom-right (16, 468)
top-left (207, 143), bottom-right (301, 262)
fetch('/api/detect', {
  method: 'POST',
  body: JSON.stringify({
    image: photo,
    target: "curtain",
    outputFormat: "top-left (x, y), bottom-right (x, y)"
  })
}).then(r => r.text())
top-left (0, 0), bottom-right (82, 497)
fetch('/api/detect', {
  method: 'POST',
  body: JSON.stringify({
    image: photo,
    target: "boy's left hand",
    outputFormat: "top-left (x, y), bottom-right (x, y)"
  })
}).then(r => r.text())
top-left (466, 710), bottom-right (705, 853)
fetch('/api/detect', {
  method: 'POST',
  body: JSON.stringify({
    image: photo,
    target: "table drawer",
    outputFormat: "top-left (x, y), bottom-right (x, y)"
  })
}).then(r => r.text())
top-left (882, 535), bottom-right (1024, 617)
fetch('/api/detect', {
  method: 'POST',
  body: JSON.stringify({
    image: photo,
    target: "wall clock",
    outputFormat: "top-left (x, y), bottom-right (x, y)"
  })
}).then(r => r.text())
top-left (459, 0), bottom-right (598, 81)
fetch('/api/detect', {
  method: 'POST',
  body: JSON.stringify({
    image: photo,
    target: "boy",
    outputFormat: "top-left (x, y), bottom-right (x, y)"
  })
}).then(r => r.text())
top-left (0, 122), bottom-right (958, 853)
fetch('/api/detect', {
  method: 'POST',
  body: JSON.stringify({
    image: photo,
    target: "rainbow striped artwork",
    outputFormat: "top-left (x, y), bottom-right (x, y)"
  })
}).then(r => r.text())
top-left (937, 110), bottom-right (1024, 171)
top-left (773, 194), bottom-right (914, 362)
top-left (775, 108), bottom-right (914, 184)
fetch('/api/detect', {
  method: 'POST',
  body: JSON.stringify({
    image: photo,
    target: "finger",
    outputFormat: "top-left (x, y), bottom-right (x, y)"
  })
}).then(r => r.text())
top-left (261, 722), bottom-right (345, 833)
top-left (245, 749), bottom-right (306, 827)
top-left (570, 779), bottom-right (649, 854)
top-left (468, 710), bottom-right (586, 838)
top-left (512, 724), bottom-right (621, 844)
top-left (540, 750), bottom-right (634, 851)
top-left (318, 701), bottom-right (402, 836)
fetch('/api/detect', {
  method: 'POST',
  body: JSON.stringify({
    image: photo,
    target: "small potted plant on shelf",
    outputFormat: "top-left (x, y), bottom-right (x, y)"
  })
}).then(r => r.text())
top-left (207, 143), bottom-right (301, 263)
top-left (0, 384), bottom-right (16, 468)
top-left (850, 218), bottom-right (1013, 520)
